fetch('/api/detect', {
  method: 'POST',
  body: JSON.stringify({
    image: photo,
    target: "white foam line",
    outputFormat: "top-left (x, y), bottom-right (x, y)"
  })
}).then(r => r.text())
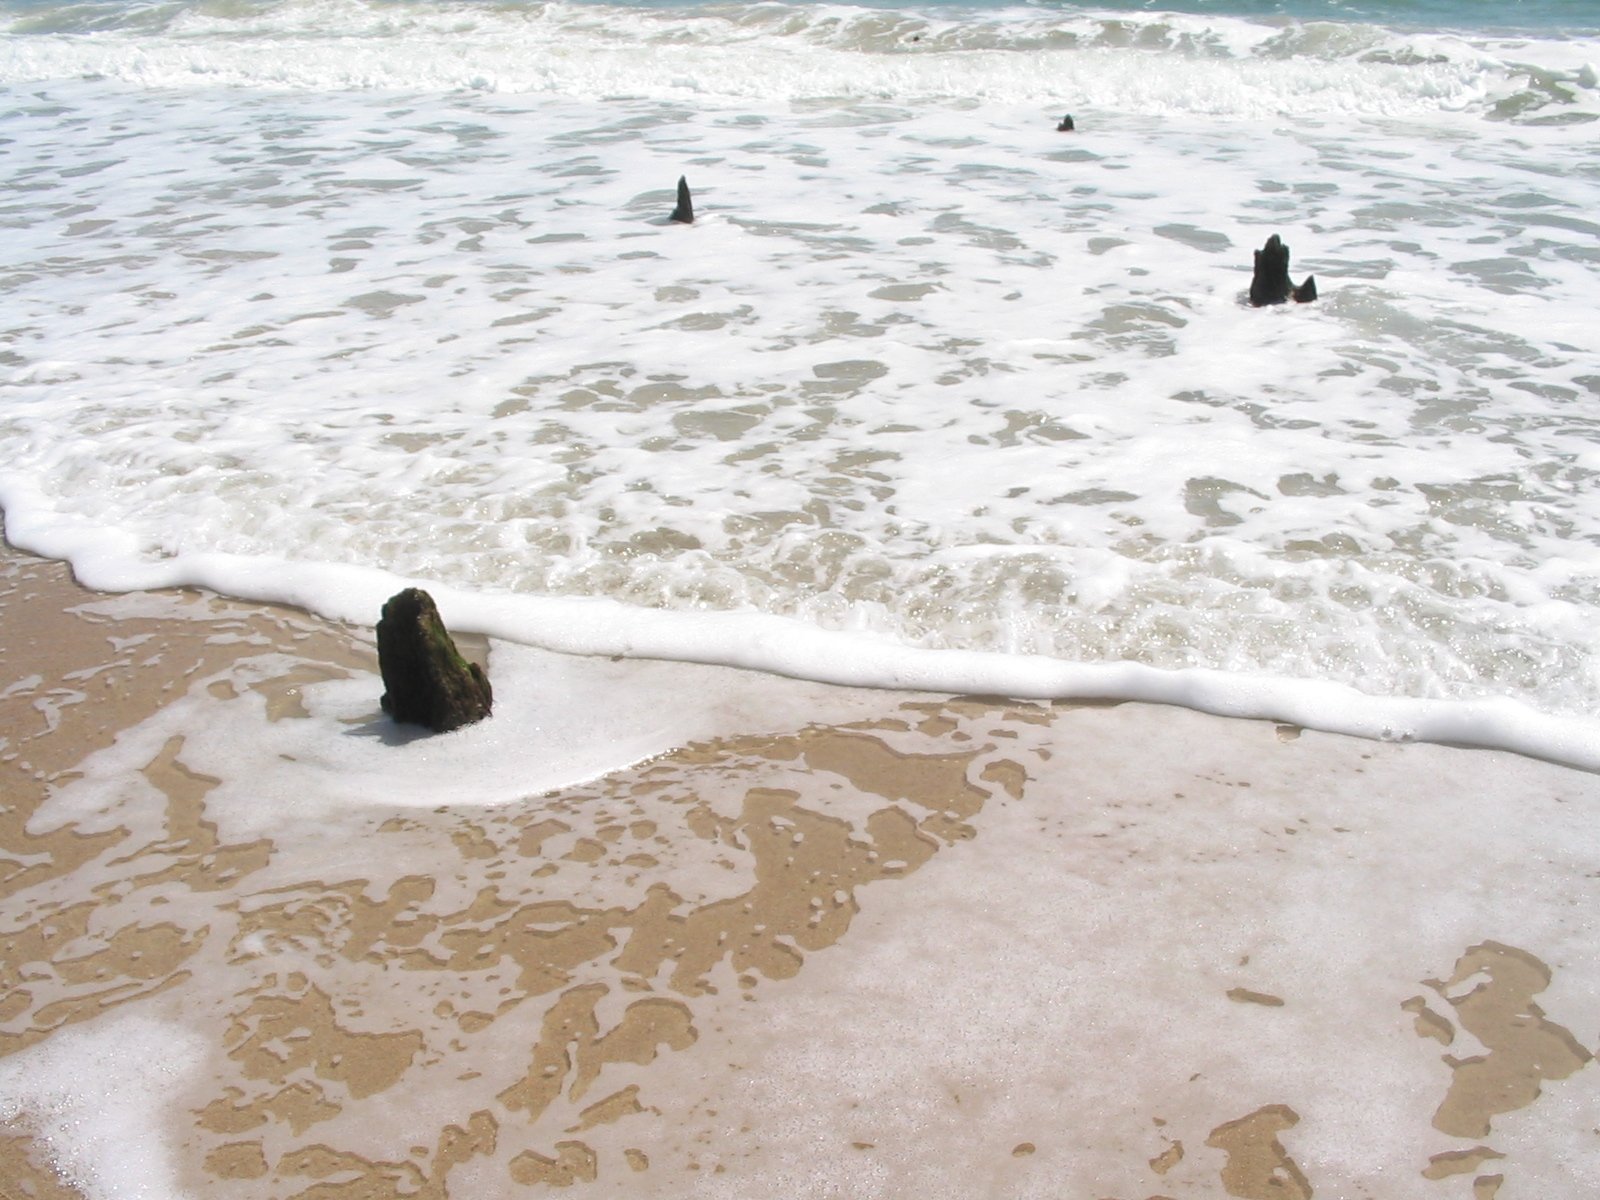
top-left (6, 491), bottom-right (1594, 772)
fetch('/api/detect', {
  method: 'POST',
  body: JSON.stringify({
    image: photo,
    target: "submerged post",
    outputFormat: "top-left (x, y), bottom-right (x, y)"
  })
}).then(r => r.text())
top-left (376, 588), bottom-right (493, 733)
top-left (670, 175), bottom-right (694, 224)
top-left (1249, 234), bottom-right (1317, 306)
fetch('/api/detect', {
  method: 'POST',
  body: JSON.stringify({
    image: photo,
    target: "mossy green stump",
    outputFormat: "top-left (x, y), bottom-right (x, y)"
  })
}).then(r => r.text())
top-left (376, 588), bottom-right (493, 733)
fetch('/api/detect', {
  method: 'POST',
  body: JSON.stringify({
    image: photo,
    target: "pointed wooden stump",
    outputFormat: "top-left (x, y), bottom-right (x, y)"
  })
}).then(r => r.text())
top-left (670, 175), bottom-right (694, 224)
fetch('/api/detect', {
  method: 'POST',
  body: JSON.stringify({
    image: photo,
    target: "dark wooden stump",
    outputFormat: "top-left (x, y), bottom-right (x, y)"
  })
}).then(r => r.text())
top-left (1250, 234), bottom-right (1317, 306)
top-left (670, 175), bottom-right (694, 224)
top-left (1250, 234), bottom-right (1293, 306)
top-left (376, 588), bottom-right (493, 733)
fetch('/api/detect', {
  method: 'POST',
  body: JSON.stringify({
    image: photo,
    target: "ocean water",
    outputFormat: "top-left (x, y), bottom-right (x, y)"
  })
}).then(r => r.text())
top-left (3, 7), bottom-right (1600, 1199)
top-left (2, 0), bottom-right (1599, 764)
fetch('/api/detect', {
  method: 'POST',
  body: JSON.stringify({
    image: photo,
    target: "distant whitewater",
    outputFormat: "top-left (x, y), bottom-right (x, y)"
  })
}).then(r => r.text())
top-left (3, 0), bottom-right (1598, 111)
top-left (2, 0), bottom-right (1598, 764)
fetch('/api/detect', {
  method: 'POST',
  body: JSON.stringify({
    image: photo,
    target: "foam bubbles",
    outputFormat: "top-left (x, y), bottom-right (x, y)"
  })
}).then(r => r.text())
top-left (2, 3), bottom-right (1598, 764)
top-left (0, 0), bottom-right (1588, 117)
top-left (0, 1013), bottom-right (207, 1200)
top-left (619, 704), bottom-right (1600, 1199)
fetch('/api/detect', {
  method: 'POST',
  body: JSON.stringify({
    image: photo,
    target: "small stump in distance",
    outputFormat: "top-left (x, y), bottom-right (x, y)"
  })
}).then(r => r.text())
top-left (376, 588), bottom-right (493, 733)
top-left (670, 175), bottom-right (694, 224)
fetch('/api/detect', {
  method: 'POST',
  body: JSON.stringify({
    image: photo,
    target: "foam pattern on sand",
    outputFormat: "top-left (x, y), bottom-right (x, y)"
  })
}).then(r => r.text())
top-left (0, 552), bottom-right (1597, 1198)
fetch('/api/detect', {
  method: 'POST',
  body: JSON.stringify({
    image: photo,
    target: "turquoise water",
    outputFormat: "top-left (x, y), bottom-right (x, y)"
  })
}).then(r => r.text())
top-left (1020, 0), bottom-right (1595, 32)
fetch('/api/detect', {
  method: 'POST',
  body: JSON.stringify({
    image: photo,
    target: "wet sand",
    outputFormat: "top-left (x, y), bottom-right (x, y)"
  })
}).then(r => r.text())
top-left (1, 536), bottom-right (1597, 1200)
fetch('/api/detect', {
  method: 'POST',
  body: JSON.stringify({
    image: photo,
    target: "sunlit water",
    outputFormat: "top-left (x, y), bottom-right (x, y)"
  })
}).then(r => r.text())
top-left (3, 7), bottom-right (1600, 1197)
top-left (2, 0), bottom-right (1598, 762)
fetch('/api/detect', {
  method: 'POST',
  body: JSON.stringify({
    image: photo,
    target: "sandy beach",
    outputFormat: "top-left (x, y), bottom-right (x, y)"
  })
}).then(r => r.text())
top-left (1, 530), bottom-right (1596, 1199)
top-left (6, 0), bottom-right (1599, 1192)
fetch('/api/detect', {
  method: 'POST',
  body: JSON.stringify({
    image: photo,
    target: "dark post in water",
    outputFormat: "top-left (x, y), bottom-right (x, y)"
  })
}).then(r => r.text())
top-left (376, 588), bottom-right (493, 733)
top-left (1249, 234), bottom-right (1317, 306)
top-left (670, 176), bottom-right (694, 224)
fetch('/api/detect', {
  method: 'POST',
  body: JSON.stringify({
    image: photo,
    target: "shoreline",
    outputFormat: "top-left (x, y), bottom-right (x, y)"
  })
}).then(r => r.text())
top-left (6, 511), bottom-right (1595, 774)
top-left (2, 534), bottom-right (1598, 1198)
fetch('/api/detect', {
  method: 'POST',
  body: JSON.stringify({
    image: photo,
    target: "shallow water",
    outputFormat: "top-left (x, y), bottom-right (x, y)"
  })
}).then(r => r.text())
top-left (4, 7), bottom-right (1599, 1194)
top-left (4, 1), bottom-right (1599, 761)
top-left (1, 542), bottom-right (1597, 1199)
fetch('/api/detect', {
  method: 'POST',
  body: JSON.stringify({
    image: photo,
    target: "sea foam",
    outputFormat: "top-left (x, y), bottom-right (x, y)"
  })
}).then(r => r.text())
top-left (1, 1), bottom-right (1598, 766)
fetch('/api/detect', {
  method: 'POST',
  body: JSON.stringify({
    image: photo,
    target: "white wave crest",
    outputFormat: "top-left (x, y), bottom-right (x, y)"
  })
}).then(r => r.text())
top-left (2, 0), bottom-right (1591, 119)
